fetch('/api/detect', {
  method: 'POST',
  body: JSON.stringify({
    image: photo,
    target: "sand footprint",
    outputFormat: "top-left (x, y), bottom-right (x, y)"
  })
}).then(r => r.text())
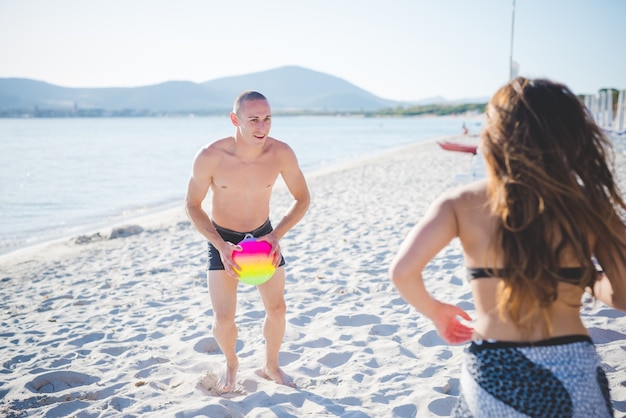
top-left (369, 324), bottom-right (398, 337)
top-left (197, 371), bottom-right (247, 398)
top-left (26, 371), bottom-right (100, 393)
top-left (335, 314), bottom-right (380, 327)
top-left (318, 352), bottom-right (353, 368)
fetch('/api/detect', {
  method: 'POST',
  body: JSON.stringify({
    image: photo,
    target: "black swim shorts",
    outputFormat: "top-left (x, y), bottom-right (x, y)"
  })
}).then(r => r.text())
top-left (207, 219), bottom-right (286, 271)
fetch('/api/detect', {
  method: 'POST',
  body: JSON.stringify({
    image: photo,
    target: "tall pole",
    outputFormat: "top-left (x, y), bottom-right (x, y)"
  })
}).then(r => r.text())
top-left (509, 0), bottom-right (516, 80)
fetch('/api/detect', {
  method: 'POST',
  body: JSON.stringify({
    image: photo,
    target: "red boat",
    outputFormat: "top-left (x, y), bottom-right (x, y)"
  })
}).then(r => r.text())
top-left (437, 141), bottom-right (478, 155)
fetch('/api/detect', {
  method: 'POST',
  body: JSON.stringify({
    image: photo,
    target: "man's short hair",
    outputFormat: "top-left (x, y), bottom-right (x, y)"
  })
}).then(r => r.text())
top-left (233, 91), bottom-right (268, 114)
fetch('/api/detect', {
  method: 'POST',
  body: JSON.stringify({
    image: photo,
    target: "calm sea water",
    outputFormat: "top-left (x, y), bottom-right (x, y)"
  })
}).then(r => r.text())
top-left (0, 116), bottom-right (480, 255)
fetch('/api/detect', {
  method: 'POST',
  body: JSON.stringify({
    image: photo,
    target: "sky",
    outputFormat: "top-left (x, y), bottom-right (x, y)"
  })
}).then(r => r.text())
top-left (1, 0), bottom-right (624, 102)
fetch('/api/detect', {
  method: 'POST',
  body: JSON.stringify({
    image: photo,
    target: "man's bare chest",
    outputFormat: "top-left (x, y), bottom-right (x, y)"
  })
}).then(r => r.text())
top-left (211, 160), bottom-right (280, 194)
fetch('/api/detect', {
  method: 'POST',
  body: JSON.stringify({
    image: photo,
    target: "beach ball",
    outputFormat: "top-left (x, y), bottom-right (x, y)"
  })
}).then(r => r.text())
top-left (232, 236), bottom-right (276, 285)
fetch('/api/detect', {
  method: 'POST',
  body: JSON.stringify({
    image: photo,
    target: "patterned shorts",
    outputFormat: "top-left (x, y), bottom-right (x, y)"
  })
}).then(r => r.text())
top-left (453, 335), bottom-right (613, 417)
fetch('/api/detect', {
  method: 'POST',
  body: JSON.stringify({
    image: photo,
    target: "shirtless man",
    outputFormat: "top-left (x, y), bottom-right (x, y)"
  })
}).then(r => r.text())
top-left (185, 91), bottom-right (310, 392)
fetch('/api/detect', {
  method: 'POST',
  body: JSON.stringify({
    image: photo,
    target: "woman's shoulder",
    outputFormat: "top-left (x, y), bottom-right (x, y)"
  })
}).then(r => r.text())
top-left (442, 179), bottom-right (488, 202)
top-left (426, 179), bottom-right (489, 220)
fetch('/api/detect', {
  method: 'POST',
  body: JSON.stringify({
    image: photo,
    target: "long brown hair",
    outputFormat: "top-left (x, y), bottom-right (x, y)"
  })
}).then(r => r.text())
top-left (481, 77), bottom-right (626, 336)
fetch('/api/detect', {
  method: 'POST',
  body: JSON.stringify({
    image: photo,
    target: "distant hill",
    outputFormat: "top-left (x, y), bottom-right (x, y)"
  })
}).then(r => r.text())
top-left (202, 66), bottom-right (398, 112)
top-left (0, 66), bottom-right (402, 115)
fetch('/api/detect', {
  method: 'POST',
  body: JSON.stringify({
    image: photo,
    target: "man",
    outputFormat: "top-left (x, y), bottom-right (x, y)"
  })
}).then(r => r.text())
top-left (185, 91), bottom-right (310, 392)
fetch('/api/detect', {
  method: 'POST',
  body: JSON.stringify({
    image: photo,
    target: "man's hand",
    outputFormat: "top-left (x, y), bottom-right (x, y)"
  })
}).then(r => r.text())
top-left (220, 241), bottom-right (243, 279)
top-left (257, 233), bottom-right (281, 268)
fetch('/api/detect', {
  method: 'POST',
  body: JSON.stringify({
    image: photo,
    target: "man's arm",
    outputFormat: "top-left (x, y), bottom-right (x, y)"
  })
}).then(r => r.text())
top-left (185, 146), bottom-right (240, 277)
top-left (257, 143), bottom-right (310, 267)
top-left (271, 144), bottom-right (310, 241)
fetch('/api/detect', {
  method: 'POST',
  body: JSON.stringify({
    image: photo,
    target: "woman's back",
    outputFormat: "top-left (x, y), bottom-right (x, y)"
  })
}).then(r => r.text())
top-left (450, 179), bottom-right (591, 341)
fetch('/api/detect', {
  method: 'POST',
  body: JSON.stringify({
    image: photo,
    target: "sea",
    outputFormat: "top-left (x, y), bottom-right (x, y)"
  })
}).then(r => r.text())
top-left (0, 115), bottom-right (482, 256)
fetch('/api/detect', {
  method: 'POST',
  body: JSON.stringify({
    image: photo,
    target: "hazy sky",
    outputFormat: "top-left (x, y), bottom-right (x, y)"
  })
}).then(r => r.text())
top-left (1, 0), bottom-right (624, 101)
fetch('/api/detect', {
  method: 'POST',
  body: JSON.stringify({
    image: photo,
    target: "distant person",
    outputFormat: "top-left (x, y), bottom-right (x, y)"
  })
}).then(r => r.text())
top-left (390, 77), bottom-right (626, 416)
top-left (185, 91), bottom-right (310, 392)
top-left (462, 122), bottom-right (469, 135)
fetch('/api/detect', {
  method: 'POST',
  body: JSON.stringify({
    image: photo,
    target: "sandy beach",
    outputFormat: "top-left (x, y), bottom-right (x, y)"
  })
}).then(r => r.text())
top-left (1, 137), bottom-right (625, 418)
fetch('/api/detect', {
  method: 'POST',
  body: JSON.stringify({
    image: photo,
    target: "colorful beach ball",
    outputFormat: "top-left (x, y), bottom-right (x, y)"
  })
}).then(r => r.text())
top-left (232, 236), bottom-right (276, 285)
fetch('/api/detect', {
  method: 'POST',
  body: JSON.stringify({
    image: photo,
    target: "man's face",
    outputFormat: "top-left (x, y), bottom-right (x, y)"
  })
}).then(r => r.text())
top-left (235, 99), bottom-right (272, 145)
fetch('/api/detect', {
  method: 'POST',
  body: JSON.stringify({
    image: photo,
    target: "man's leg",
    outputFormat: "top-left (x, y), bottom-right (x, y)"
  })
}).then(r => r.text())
top-left (208, 270), bottom-right (239, 392)
top-left (256, 267), bottom-right (294, 386)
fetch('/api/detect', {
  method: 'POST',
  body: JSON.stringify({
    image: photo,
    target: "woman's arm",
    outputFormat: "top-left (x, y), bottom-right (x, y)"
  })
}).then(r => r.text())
top-left (389, 190), bottom-right (473, 344)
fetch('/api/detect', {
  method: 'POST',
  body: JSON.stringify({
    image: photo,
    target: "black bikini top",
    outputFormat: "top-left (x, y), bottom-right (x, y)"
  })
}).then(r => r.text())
top-left (466, 267), bottom-right (599, 286)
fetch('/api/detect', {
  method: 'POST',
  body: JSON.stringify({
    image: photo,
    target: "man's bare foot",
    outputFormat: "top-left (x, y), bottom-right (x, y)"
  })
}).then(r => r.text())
top-left (216, 363), bottom-right (238, 392)
top-left (256, 366), bottom-right (296, 388)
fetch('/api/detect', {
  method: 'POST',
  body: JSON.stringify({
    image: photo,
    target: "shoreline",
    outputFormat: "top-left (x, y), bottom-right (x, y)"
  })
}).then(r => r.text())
top-left (0, 134), bottom-right (468, 262)
top-left (2, 134), bottom-right (624, 417)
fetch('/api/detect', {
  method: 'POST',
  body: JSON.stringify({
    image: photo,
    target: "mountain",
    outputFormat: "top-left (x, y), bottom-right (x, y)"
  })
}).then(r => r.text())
top-left (0, 66), bottom-right (400, 114)
top-left (202, 66), bottom-right (398, 111)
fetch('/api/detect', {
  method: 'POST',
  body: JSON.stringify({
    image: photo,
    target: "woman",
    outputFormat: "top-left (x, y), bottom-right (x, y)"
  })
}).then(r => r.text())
top-left (389, 77), bottom-right (626, 417)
